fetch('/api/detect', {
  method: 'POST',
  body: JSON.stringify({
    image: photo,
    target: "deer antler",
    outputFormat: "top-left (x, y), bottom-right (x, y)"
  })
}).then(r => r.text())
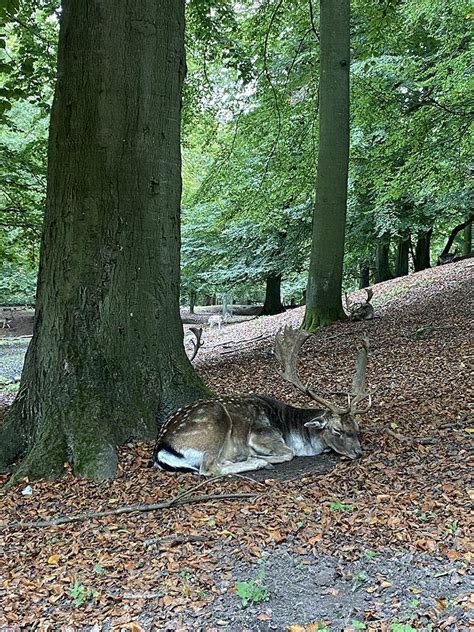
top-left (344, 291), bottom-right (351, 312)
top-left (274, 326), bottom-right (346, 414)
top-left (188, 327), bottom-right (204, 362)
top-left (349, 336), bottom-right (372, 414)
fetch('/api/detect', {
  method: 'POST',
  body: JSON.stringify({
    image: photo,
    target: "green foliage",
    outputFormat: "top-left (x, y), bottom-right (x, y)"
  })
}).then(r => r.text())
top-left (235, 570), bottom-right (270, 607)
top-left (0, 262), bottom-right (37, 304)
top-left (70, 581), bottom-right (98, 607)
top-left (329, 501), bottom-right (353, 512)
top-left (351, 571), bottom-right (367, 592)
top-left (390, 623), bottom-right (418, 632)
top-left (1, 0), bottom-right (472, 303)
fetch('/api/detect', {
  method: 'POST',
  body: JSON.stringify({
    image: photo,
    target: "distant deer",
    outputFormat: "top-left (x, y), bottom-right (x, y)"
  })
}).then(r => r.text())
top-left (345, 289), bottom-right (374, 321)
top-left (208, 314), bottom-right (223, 330)
top-left (153, 326), bottom-right (372, 475)
top-left (0, 309), bottom-right (13, 329)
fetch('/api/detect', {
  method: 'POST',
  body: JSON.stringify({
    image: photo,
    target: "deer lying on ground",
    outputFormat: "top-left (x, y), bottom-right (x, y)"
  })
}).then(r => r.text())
top-left (345, 288), bottom-right (374, 321)
top-left (153, 326), bottom-right (372, 475)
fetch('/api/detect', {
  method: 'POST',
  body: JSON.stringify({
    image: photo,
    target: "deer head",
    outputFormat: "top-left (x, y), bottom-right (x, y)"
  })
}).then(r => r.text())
top-left (274, 326), bottom-right (371, 459)
top-left (344, 288), bottom-right (374, 322)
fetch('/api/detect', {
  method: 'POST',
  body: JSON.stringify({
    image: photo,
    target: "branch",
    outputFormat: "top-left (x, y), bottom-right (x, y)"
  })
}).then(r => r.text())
top-left (257, 0), bottom-right (285, 195)
top-left (439, 214), bottom-right (474, 259)
top-left (423, 97), bottom-right (474, 118)
top-left (307, 0), bottom-right (320, 40)
top-left (0, 492), bottom-right (257, 530)
top-left (7, 15), bottom-right (50, 45)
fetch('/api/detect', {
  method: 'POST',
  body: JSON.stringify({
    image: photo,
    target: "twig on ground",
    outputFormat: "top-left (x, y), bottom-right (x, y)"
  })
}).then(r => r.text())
top-left (209, 333), bottom-right (271, 349)
top-left (0, 492), bottom-right (257, 530)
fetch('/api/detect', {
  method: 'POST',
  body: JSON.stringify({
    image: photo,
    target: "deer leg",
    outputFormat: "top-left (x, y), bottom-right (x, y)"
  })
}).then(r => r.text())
top-left (258, 451), bottom-right (294, 465)
top-left (248, 429), bottom-right (294, 464)
top-left (215, 457), bottom-right (273, 475)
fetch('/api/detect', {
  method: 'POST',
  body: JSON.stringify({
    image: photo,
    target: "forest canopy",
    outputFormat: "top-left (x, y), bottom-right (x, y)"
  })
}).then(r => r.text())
top-left (1, 0), bottom-right (473, 307)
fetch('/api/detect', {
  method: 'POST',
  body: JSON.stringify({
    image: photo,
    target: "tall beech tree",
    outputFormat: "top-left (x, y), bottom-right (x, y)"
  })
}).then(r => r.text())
top-left (302, 0), bottom-right (350, 331)
top-left (0, 0), bottom-right (209, 482)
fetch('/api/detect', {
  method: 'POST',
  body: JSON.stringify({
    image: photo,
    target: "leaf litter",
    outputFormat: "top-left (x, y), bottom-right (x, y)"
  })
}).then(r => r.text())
top-left (0, 260), bottom-right (473, 630)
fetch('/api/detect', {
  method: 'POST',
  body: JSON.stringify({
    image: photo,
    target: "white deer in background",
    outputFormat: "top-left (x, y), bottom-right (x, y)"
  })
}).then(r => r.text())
top-left (208, 314), bottom-right (223, 331)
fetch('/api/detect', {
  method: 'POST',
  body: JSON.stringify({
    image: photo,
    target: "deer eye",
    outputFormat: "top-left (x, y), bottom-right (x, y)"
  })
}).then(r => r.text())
top-left (333, 429), bottom-right (342, 436)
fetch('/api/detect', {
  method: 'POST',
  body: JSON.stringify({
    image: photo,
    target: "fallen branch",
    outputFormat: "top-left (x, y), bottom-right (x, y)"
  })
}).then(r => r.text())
top-left (209, 333), bottom-right (270, 349)
top-left (0, 492), bottom-right (257, 530)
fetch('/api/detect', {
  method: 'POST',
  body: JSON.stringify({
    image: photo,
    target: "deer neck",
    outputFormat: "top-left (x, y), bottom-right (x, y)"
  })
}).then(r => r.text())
top-left (254, 395), bottom-right (327, 438)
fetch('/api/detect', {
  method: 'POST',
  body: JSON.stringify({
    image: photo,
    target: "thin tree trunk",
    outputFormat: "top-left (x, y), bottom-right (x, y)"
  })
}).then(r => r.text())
top-left (358, 262), bottom-right (370, 289)
top-left (463, 221), bottom-right (472, 256)
top-left (303, 0), bottom-right (350, 332)
top-left (0, 0), bottom-right (209, 482)
top-left (439, 214), bottom-right (473, 261)
top-left (262, 274), bottom-right (285, 315)
top-left (375, 235), bottom-right (392, 283)
top-left (189, 290), bottom-right (196, 314)
top-left (414, 229), bottom-right (432, 271)
top-left (395, 235), bottom-right (410, 277)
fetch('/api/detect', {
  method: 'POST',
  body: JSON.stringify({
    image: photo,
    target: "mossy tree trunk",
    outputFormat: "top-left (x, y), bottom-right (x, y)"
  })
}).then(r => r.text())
top-left (303, 0), bottom-right (350, 332)
top-left (0, 0), bottom-right (209, 482)
top-left (262, 274), bottom-right (285, 315)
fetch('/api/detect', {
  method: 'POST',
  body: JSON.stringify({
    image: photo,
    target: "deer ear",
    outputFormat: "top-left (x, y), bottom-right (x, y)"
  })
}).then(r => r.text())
top-left (304, 418), bottom-right (327, 429)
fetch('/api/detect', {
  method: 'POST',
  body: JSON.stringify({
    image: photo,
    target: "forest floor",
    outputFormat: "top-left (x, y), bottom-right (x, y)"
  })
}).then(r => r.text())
top-left (0, 259), bottom-right (473, 631)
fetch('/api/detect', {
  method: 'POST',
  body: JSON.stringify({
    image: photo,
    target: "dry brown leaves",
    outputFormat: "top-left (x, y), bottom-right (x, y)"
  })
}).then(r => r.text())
top-left (0, 261), bottom-right (473, 629)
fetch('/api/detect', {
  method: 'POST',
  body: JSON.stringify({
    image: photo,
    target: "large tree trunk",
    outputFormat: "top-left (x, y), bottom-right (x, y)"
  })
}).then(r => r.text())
top-left (395, 234), bottom-right (410, 277)
top-left (303, 0), bottom-right (350, 332)
top-left (0, 0), bottom-right (209, 482)
top-left (414, 229), bottom-right (432, 271)
top-left (262, 273), bottom-right (285, 315)
top-left (375, 234), bottom-right (392, 283)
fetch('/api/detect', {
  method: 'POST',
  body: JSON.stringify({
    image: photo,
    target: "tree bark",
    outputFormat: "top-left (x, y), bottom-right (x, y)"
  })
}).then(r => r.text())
top-left (463, 220), bottom-right (472, 256)
top-left (395, 235), bottom-right (410, 277)
top-left (358, 262), bottom-right (370, 289)
top-left (375, 234), bottom-right (392, 283)
top-left (303, 0), bottom-right (350, 332)
top-left (414, 229), bottom-right (432, 271)
top-left (0, 0), bottom-right (209, 482)
top-left (189, 290), bottom-right (196, 314)
top-left (439, 214), bottom-right (473, 261)
top-left (262, 274), bottom-right (285, 315)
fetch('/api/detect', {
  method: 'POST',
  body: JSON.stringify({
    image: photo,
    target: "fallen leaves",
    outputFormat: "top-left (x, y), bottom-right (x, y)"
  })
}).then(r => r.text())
top-left (0, 261), bottom-right (473, 629)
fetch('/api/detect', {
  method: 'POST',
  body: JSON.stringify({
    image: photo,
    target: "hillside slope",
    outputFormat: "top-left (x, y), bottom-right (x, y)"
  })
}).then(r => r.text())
top-left (0, 260), bottom-right (472, 630)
